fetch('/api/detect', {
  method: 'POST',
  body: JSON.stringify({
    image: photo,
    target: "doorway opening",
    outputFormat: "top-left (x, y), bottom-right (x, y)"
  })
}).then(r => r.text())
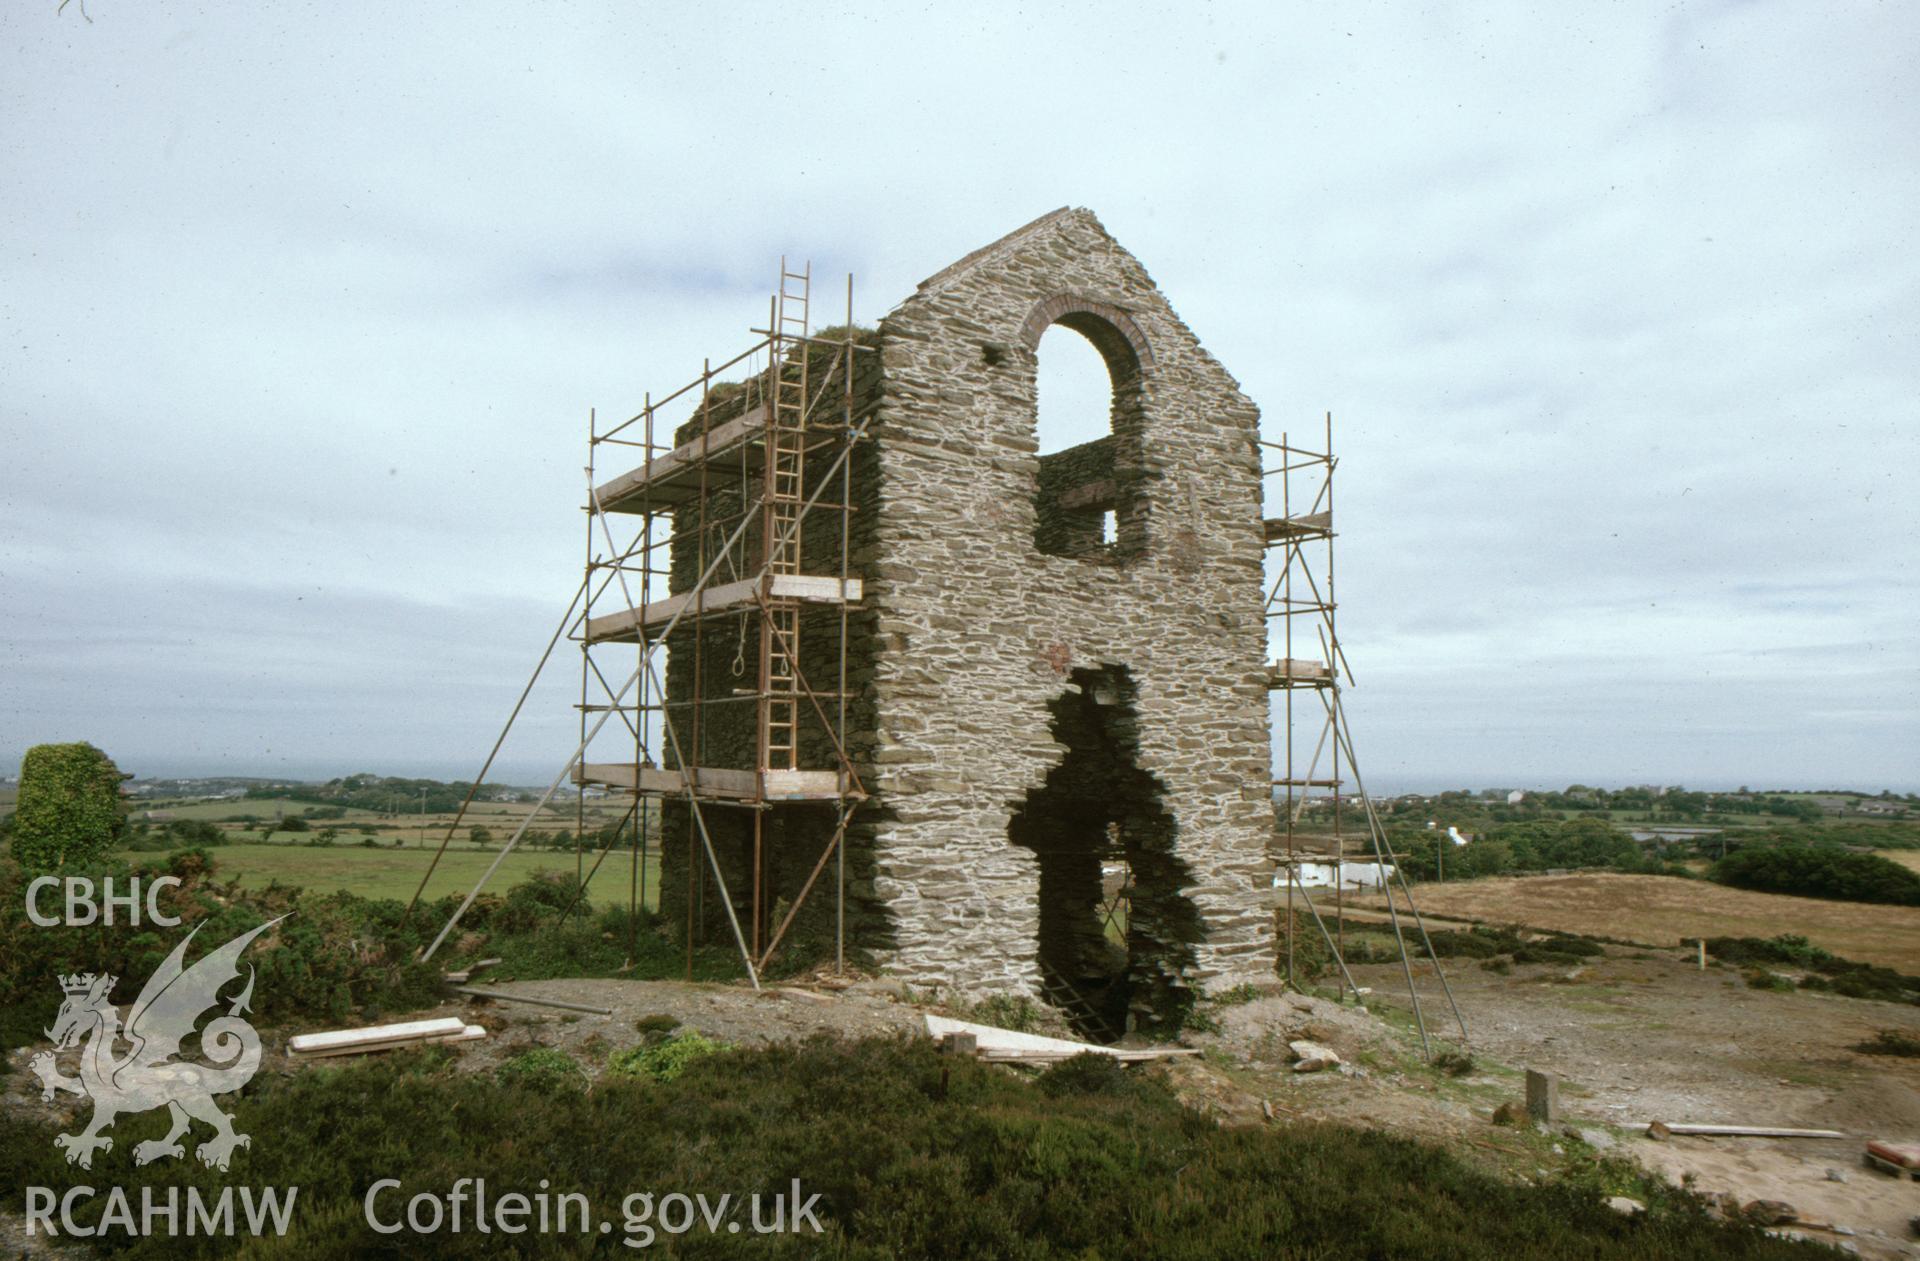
top-left (1008, 665), bottom-right (1202, 1039)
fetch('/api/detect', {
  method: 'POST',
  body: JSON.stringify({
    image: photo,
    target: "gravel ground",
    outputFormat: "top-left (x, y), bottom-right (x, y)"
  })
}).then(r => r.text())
top-left (402, 975), bottom-right (929, 1076)
top-left (1351, 946), bottom-right (1920, 1258)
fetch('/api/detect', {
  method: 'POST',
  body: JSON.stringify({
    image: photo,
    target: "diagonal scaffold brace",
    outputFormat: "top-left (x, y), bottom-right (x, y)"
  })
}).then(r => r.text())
top-left (419, 374), bottom-right (878, 988)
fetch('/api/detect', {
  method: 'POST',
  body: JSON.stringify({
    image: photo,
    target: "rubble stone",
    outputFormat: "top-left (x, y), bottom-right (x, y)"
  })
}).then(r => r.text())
top-left (658, 208), bottom-right (1275, 1017)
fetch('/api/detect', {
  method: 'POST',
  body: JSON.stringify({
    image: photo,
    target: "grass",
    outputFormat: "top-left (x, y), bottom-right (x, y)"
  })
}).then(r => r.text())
top-left (1377, 873), bottom-right (1920, 972)
top-left (0, 1037), bottom-right (1824, 1259)
top-left (131, 795), bottom-right (629, 832)
top-left (125, 841), bottom-right (662, 906)
top-left (608, 1031), bottom-right (731, 1082)
top-left (1854, 1029), bottom-right (1920, 1057)
top-left (1334, 921), bottom-right (1603, 970)
top-left (1764, 1060), bottom-right (1846, 1089)
top-left (133, 795), bottom-right (385, 822)
top-left (474, 905), bottom-right (744, 984)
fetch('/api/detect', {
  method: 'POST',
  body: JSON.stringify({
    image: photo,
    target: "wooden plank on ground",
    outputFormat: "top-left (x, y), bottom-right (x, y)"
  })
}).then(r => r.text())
top-left (1648, 1123), bottom-right (1848, 1139)
top-left (288, 1017), bottom-right (472, 1057)
top-left (292, 1025), bottom-right (485, 1059)
top-left (925, 1015), bottom-right (1199, 1063)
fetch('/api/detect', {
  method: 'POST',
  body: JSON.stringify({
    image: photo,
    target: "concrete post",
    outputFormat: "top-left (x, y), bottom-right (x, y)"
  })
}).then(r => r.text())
top-left (1526, 1069), bottom-right (1560, 1124)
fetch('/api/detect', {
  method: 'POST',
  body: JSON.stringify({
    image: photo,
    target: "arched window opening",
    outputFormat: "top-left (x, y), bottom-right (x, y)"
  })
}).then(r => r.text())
top-left (1034, 324), bottom-right (1112, 456)
top-left (1029, 310), bottom-right (1146, 560)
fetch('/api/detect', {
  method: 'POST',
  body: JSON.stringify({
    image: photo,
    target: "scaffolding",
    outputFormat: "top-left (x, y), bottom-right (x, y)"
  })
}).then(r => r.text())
top-left (1263, 415), bottom-right (1467, 1054)
top-left (572, 260), bottom-right (869, 978)
top-left (408, 263), bottom-right (871, 987)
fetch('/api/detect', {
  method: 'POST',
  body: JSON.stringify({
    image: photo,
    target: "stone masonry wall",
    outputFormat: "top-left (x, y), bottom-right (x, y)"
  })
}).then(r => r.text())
top-left (1034, 436), bottom-right (1116, 560)
top-left (656, 337), bottom-right (887, 958)
top-left (863, 207), bottom-right (1275, 997)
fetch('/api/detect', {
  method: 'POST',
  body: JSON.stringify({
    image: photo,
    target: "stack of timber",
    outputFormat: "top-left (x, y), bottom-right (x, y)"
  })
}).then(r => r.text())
top-left (288, 1017), bottom-right (485, 1060)
top-left (1864, 1140), bottom-right (1920, 1179)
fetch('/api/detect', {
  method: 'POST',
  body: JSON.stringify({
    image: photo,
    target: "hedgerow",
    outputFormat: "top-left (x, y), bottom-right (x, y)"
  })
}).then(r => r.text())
top-left (1712, 844), bottom-right (1920, 906)
top-left (1706, 934), bottom-right (1920, 1005)
top-left (0, 850), bottom-right (737, 1078)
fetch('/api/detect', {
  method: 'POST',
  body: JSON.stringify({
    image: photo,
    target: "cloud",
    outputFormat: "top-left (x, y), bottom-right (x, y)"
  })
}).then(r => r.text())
top-left (1, 1), bottom-right (1915, 790)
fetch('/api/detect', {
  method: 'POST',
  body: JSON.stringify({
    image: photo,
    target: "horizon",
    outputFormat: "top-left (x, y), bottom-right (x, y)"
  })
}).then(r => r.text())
top-left (4, 753), bottom-right (1911, 802)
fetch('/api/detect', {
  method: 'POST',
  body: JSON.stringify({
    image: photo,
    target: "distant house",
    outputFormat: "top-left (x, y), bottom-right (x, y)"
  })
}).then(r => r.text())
top-left (1857, 800), bottom-right (1908, 818)
top-left (1505, 790), bottom-right (1526, 805)
top-left (1276, 861), bottom-right (1396, 892)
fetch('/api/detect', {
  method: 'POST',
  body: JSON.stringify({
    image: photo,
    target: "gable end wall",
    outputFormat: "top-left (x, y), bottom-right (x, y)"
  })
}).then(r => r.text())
top-left (861, 209), bottom-right (1275, 996)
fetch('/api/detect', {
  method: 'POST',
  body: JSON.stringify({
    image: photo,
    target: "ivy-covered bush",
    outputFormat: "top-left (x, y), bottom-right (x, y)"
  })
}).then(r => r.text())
top-left (8, 742), bottom-right (128, 872)
top-left (607, 1030), bottom-right (730, 1082)
top-left (495, 1046), bottom-right (589, 1094)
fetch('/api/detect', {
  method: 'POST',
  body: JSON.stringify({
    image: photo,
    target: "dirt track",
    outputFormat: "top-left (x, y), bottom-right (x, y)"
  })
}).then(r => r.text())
top-left (1350, 944), bottom-right (1920, 1255)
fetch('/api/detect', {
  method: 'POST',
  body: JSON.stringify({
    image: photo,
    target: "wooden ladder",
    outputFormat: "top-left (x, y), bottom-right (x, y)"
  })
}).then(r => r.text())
top-left (760, 260), bottom-right (811, 773)
top-left (1037, 956), bottom-right (1123, 1044)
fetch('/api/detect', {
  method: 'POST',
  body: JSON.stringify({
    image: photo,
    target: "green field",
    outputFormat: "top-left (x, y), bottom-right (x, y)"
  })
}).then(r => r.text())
top-left (127, 841), bottom-right (662, 907)
top-left (133, 795), bottom-right (595, 826)
top-left (131, 795), bottom-right (385, 822)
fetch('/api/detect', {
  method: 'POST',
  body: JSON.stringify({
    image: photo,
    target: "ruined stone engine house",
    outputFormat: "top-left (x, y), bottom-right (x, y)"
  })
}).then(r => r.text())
top-left (576, 208), bottom-right (1275, 1036)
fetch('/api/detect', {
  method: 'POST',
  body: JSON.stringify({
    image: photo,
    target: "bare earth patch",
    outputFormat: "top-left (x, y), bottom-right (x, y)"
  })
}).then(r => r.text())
top-left (1366, 872), bottom-right (1920, 972)
top-left (1877, 850), bottom-right (1920, 877)
top-left (1348, 945), bottom-right (1920, 1257)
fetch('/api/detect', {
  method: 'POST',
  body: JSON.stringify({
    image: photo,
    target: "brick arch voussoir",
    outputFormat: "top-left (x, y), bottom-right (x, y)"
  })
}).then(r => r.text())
top-left (1017, 294), bottom-right (1154, 383)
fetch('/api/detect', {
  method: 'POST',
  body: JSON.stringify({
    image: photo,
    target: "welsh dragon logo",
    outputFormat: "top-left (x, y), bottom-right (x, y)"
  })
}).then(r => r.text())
top-left (30, 918), bottom-right (282, 1172)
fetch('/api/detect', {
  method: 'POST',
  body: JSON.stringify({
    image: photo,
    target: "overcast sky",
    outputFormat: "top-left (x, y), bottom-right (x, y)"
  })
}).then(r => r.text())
top-left (2, 2), bottom-right (1914, 792)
